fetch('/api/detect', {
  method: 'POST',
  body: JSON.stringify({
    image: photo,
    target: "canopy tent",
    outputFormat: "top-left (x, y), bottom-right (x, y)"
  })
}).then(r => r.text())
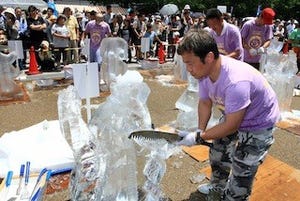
top-left (0, 0), bottom-right (48, 10)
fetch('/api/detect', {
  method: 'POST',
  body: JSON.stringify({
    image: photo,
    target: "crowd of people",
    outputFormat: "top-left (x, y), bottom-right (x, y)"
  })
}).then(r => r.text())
top-left (0, 4), bottom-right (299, 73)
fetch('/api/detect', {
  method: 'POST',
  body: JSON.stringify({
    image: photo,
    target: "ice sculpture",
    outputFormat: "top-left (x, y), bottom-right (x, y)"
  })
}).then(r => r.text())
top-left (132, 132), bottom-right (180, 201)
top-left (100, 37), bottom-right (128, 91)
top-left (175, 70), bottom-right (219, 131)
top-left (0, 51), bottom-right (23, 100)
top-left (262, 38), bottom-right (298, 113)
top-left (57, 86), bottom-right (105, 200)
top-left (89, 70), bottom-right (152, 201)
top-left (173, 52), bottom-right (188, 81)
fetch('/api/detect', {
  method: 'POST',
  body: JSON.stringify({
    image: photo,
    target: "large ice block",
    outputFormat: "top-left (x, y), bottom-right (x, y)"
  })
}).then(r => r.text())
top-left (0, 51), bottom-right (23, 100)
top-left (100, 37), bottom-right (128, 90)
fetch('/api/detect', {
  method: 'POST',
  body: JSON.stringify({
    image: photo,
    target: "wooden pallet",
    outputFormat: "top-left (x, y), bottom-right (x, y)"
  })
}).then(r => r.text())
top-left (199, 155), bottom-right (300, 201)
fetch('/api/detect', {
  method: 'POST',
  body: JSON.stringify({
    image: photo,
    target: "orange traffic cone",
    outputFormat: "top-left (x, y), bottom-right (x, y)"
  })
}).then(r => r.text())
top-left (158, 43), bottom-right (165, 64)
top-left (26, 46), bottom-right (40, 75)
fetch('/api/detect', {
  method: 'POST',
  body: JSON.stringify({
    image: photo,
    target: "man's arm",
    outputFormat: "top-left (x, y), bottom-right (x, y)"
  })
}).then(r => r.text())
top-left (198, 99), bottom-right (212, 131)
top-left (201, 108), bottom-right (246, 140)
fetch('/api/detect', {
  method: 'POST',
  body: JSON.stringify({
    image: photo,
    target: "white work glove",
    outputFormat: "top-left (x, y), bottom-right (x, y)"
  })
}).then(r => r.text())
top-left (80, 40), bottom-right (85, 47)
top-left (257, 47), bottom-right (265, 54)
top-left (176, 129), bottom-right (202, 146)
top-left (249, 48), bottom-right (258, 56)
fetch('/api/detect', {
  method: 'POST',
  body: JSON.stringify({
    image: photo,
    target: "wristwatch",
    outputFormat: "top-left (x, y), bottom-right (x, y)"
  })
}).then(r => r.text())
top-left (196, 130), bottom-right (205, 144)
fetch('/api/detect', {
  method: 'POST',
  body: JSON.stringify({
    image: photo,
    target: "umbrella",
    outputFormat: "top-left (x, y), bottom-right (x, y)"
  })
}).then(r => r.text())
top-left (159, 4), bottom-right (179, 16)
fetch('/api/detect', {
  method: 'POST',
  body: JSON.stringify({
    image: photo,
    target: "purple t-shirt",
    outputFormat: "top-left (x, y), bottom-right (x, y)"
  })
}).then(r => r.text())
top-left (85, 20), bottom-right (111, 51)
top-left (199, 56), bottom-right (279, 132)
top-left (208, 21), bottom-right (244, 61)
top-left (240, 19), bottom-right (273, 63)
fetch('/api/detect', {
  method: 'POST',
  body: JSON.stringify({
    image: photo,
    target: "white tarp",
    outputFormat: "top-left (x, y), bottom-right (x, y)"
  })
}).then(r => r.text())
top-left (0, 0), bottom-right (47, 10)
top-left (0, 120), bottom-right (74, 177)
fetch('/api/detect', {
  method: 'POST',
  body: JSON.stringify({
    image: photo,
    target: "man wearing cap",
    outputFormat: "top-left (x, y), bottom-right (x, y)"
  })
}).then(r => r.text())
top-left (240, 7), bottom-right (275, 70)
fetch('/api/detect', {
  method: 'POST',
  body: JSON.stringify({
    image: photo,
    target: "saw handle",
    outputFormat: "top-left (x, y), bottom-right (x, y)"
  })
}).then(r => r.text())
top-left (196, 131), bottom-right (213, 147)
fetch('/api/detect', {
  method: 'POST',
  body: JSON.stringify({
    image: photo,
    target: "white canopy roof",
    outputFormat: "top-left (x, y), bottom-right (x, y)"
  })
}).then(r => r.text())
top-left (1, 0), bottom-right (48, 10)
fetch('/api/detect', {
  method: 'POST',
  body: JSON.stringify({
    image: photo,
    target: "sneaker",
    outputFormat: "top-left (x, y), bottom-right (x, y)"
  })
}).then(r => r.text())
top-left (197, 183), bottom-right (213, 195)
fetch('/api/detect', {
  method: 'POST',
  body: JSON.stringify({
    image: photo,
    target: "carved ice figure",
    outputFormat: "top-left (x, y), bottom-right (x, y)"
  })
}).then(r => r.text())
top-left (261, 38), bottom-right (298, 112)
top-left (89, 70), bottom-right (152, 200)
top-left (173, 52), bottom-right (188, 81)
top-left (100, 37), bottom-right (128, 90)
top-left (0, 51), bottom-right (23, 100)
top-left (57, 86), bottom-right (105, 201)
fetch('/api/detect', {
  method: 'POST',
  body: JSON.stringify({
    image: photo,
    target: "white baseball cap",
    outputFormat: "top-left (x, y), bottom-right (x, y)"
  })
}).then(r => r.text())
top-left (184, 5), bottom-right (191, 10)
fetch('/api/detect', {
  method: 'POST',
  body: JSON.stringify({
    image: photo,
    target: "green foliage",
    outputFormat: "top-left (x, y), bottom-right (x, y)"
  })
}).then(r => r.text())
top-left (87, 0), bottom-right (299, 20)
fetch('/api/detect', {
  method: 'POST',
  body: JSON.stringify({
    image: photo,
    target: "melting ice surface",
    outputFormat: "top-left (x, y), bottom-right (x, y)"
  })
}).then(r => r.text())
top-left (89, 70), bottom-right (152, 200)
top-left (261, 38), bottom-right (298, 113)
top-left (100, 37), bottom-right (128, 91)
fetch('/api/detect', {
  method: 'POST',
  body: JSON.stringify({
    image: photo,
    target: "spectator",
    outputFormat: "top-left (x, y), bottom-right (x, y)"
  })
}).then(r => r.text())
top-left (15, 7), bottom-right (28, 70)
top-left (51, 14), bottom-right (70, 67)
top-left (27, 5), bottom-right (47, 65)
top-left (3, 7), bottom-right (19, 40)
top-left (63, 7), bottom-right (79, 64)
top-left (205, 8), bottom-right (244, 61)
top-left (0, 6), bottom-right (6, 31)
top-left (274, 22), bottom-right (285, 40)
top-left (110, 14), bottom-right (120, 37)
top-left (81, 13), bottom-right (111, 65)
top-left (119, 18), bottom-right (133, 63)
top-left (132, 13), bottom-right (146, 62)
top-left (180, 8), bottom-right (193, 37)
top-left (240, 8), bottom-right (275, 70)
top-left (286, 18), bottom-right (296, 36)
top-left (143, 23), bottom-right (164, 58)
top-left (104, 5), bottom-right (114, 24)
top-left (167, 14), bottom-right (181, 58)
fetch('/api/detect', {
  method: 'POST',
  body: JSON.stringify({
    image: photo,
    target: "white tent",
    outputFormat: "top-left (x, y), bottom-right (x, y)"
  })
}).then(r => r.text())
top-left (1, 0), bottom-right (48, 10)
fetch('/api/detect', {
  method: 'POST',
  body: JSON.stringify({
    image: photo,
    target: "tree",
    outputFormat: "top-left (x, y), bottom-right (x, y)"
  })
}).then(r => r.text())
top-left (87, 0), bottom-right (300, 20)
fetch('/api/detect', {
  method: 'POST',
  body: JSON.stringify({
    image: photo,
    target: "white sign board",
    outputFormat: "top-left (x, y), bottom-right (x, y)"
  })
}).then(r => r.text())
top-left (8, 40), bottom-right (24, 59)
top-left (141, 37), bottom-right (150, 53)
top-left (217, 5), bottom-right (227, 13)
top-left (72, 62), bottom-right (99, 99)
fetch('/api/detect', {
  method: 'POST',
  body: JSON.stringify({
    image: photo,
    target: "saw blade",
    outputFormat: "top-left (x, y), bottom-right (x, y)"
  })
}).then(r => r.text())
top-left (129, 130), bottom-right (182, 144)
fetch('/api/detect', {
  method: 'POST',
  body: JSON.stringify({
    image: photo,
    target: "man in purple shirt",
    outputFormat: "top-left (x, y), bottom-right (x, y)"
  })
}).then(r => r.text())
top-left (240, 7), bottom-right (275, 70)
top-left (176, 29), bottom-right (280, 200)
top-left (81, 13), bottom-right (111, 64)
top-left (205, 8), bottom-right (244, 61)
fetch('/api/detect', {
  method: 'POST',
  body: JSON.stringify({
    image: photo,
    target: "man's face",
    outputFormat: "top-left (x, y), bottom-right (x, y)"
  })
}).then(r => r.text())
top-left (15, 9), bottom-right (22, 17)
top-left (181, 52), bottom-right (210, 80)
top-left (206, 18), bottom-right (223, 33)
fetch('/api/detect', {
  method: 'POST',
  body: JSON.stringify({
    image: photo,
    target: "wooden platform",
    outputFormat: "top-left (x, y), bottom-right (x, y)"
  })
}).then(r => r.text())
top-left (199, 155), bottom-right (300, 201)
top-left (276, 116), bottom-right (300, 136)
top-left (0, 82), bottom-right (30, 106)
